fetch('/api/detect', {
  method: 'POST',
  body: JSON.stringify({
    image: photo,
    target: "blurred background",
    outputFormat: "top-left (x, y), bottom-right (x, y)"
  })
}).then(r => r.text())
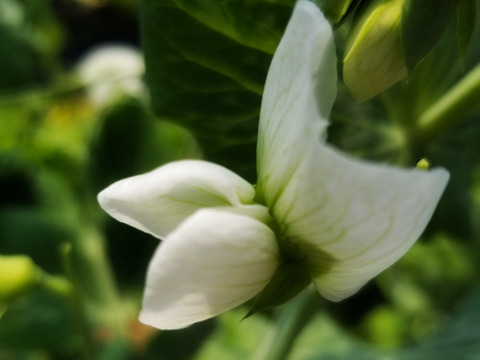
top-left (1, 0), bottom-right (480, 359)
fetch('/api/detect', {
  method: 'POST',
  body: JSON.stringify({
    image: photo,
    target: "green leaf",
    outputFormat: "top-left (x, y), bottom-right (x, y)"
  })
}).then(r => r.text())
top-left (141, 0), bottom-right (294, 181)
top-left (425, 114), bottom-right (480, 239)
top-left (0, 208), bottom-right (75, 274)
top-left (457, 0), bottom-right (477, 60)
top-left (0, 24), bottom-right (45, 93)
top-left (0, 288), bottom-right (80, 355)
top-left (399, 286), bottom-right (480, 359)
top-left (401, 0), bottom-right (461, 72)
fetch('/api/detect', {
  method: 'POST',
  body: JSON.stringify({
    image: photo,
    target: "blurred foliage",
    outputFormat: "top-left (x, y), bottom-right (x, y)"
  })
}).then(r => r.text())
top-left (0, 0), bottom-right (479, 359)
top-left (0, 288), bottom-right (81, 356)
top-left (401, 0), bottom-right (461, 72)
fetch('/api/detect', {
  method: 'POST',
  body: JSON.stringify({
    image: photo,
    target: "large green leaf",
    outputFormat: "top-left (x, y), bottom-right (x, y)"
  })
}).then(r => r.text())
top-left (425, 113), bottom-right (480, 240)
top-left (401, 0), bottom-right (461, 72)
top-left (457, 0), bottom-right (477, 60)
top-left (141, 0), bottom-right (295, 181)
top-left (398, 285), bottom-right (480, 359)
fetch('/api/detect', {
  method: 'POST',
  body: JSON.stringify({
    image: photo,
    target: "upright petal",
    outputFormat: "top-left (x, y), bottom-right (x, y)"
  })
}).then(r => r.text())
top-left (98, 160), bottom-right (255, 239)
top-left (257, 0), bottom-right (337, 205)
top-left (273, 144), bottom-right (449, 301)
top-left (139, 208), bottom-right (278, 329)
top-left (255, 0), bottom-right (449, 301)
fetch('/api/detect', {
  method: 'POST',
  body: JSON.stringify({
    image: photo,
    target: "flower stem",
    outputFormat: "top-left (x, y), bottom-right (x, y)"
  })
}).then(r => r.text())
top-left (73, 228), bottom-right (128, 338)
top-left (415, 63), bottom-right (480, 144)
top-left (250, 286), bottom-right (320, 360)
top-left (62, 243), bottom-right (94, 360)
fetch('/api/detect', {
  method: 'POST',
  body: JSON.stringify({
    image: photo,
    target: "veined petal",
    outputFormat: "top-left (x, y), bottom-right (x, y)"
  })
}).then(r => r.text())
top-left (273, 144), bottom-right (449, 301)
top-left (139, 208), bottom-right (278, 329)
top-left (98, 160), bottom-right (255, 239)
top-left (257, 0), bottom-right (337, 205)
top-left (255, 0), bottom-right (449, 301)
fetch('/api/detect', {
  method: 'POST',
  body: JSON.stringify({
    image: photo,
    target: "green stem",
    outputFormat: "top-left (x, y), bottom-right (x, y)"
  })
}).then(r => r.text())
top-left (62, 243), bottom-right (94, 360)
top-left (40, 272), bottom-right (72, 297)
top-left (250, 286), bottom-right (321, 360)
top-left (415, 63), bottom-right (480, 144)
top-left (73, 228), bottom-right (128, 338)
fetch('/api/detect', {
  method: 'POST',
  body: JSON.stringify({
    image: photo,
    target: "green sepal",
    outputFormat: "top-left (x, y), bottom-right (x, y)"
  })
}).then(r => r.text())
top-left (324, 0), bottom-right (356, 24)
top-left (401, 0), bottom-right (461, 72)
top-left (318, 0), bottom-right (338, 12)
top-left (244, 259), bottom-right (311, 318)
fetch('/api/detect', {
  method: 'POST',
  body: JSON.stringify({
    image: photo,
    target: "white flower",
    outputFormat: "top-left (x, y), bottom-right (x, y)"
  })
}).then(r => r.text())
top-left (98, 0), bottom-right (449, 329)
top-left (76, 44), bottom-right (145, 107)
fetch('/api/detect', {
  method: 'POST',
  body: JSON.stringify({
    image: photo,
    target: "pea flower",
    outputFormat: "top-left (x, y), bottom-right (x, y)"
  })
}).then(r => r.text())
top-left (76, 44), bottom-right (145, 107)
top-left (98, 0), bottom-right (448, 330)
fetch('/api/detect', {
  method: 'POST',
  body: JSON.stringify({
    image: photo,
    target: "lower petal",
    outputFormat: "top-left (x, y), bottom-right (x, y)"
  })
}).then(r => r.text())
top-left (139, 207), bottom-right (278, 329)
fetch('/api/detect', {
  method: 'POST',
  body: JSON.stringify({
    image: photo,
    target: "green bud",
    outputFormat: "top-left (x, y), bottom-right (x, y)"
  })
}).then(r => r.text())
top-left (0, 255), bottom-right (39, 302)
top-left (343, 0), bottom-right (407, 101)
top-left (416, 158), bottom-right (430, 170)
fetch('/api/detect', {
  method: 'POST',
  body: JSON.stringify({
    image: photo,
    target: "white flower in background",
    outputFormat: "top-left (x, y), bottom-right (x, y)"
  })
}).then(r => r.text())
top-left (0, 0), bottom-right (23, 27)
top-left (98, 0), bottom-right (449, 329)
top-left (75, 44), bottom-right (145, 107)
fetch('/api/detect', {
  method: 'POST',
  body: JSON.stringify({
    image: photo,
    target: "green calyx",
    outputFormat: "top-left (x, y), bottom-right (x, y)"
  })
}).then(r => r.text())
top-left (245, 254), bottom-right (312, 318)
top-left (245, 218), bottom-right (313, 317)
top-left (244, 191), bottom-right (338, 316)
top-left (245, 224), bottom-right (334, 317)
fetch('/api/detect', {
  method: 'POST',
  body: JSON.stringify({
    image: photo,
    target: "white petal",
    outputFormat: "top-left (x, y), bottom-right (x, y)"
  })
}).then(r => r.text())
top-left (272, 144), bottom-right (449, 301)
top-left (255, 0), bottom-right (449, 301)
top-left (139, 208), bottom-right (278, 329)
top-left (257, 0), bottom-right (337, 205)
top-left (98, 160), bottom-right (255, 239)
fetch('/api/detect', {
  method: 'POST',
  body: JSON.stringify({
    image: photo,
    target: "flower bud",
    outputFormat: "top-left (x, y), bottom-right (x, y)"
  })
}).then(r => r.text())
top-left (0, 255), bottom-right (40, 302)
top-left (343, 0), bottom-right (407, 101)
top-left (416, 158), bottom-right (430, 170)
